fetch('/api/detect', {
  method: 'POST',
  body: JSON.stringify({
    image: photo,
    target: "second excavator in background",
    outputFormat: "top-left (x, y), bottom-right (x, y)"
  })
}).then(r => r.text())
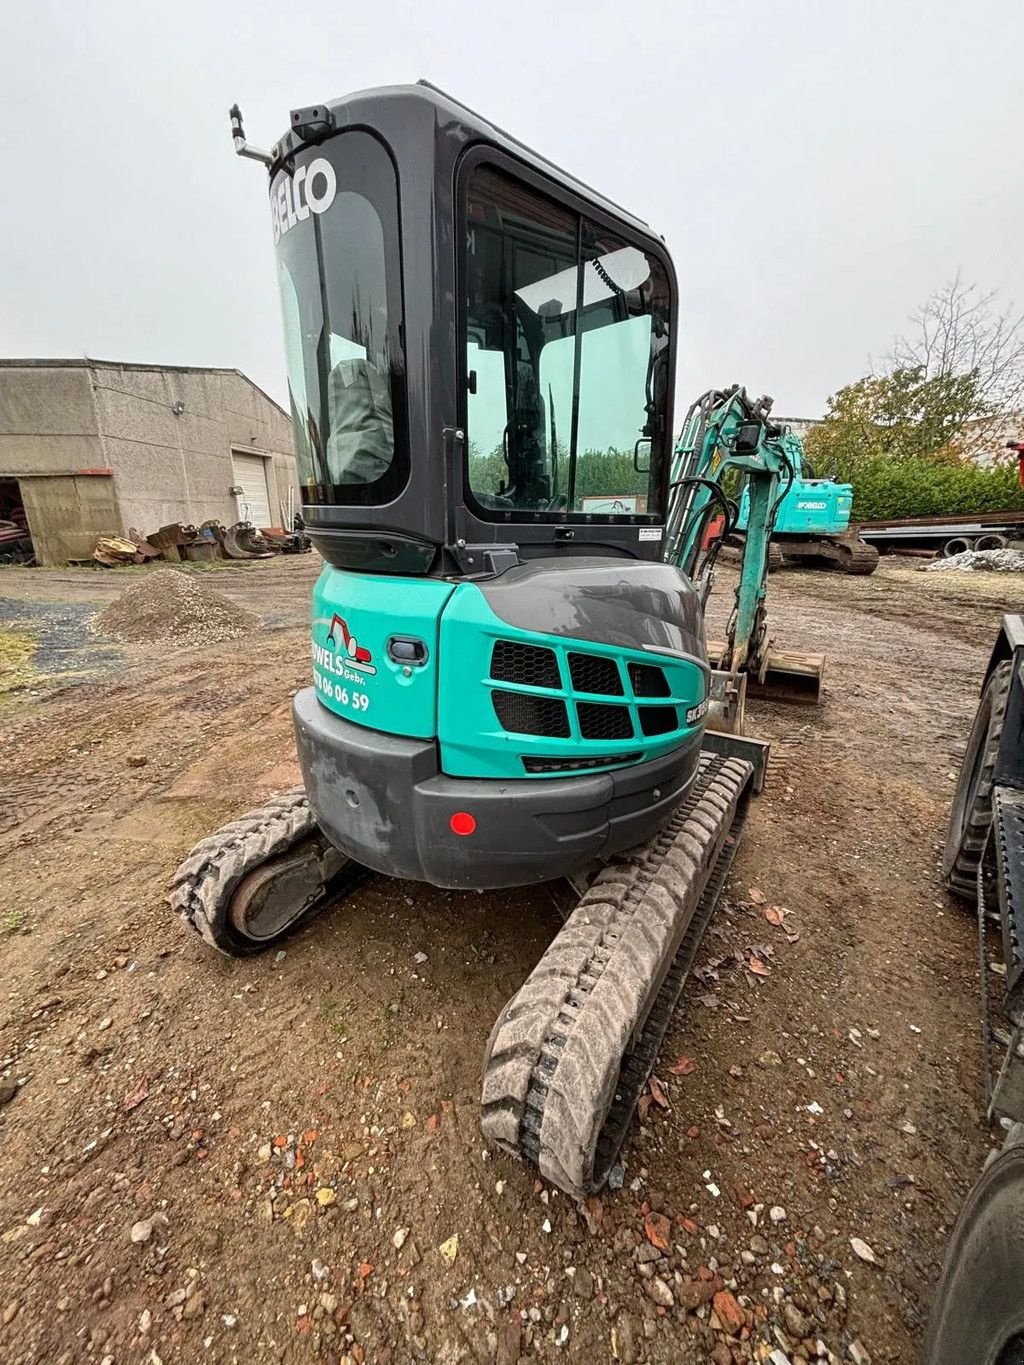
top-left (729, 423), bottom-right (878, 574)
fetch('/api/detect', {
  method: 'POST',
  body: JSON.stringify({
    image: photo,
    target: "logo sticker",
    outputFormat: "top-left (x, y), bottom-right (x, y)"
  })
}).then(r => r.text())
top-left (271, 157), bottom-right (337, 243)
top-left (685, 698), bottom-right (709, 725)
top-left (323, 613), bottom-right (375, 674)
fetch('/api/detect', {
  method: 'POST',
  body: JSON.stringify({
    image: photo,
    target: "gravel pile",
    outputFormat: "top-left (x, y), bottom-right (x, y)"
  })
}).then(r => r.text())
top-left (94, 568), bottom-right (261, 646)
top-left (926, 547), bottom-right (1024, 573)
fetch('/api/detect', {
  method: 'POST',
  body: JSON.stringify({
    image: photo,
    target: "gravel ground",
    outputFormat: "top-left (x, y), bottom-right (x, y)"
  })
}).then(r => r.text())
top-left (2, 557), bottom-right (1024, 1364)
top-left (94, 569), bottom-right (262, 647)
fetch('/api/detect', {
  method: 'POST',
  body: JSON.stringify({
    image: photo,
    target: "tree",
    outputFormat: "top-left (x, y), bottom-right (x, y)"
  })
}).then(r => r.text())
top-left (888, 275), bottom-right (1024, 459)
top-left (803, 365), bottom-right (981, 477)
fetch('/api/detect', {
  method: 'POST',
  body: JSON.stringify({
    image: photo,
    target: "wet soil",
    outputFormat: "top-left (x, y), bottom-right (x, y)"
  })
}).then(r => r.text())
top-left (2, 557), bottom-right (1023, 1364)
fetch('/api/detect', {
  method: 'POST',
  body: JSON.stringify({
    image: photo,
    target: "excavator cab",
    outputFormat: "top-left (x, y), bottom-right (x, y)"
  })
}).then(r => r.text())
top-left (269, 83), bottom-right (678, 572)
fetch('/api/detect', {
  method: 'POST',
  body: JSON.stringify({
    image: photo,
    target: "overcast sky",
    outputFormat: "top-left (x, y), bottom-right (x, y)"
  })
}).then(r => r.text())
top-left (2, 0), bottom-right (1021, 418)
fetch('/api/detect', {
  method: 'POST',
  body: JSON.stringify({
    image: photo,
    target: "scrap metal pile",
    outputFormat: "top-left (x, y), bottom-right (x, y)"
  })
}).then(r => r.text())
top-left (91, 519), bottom-right (311, 568)
top-left (0, 491), bottom-right (33, 564)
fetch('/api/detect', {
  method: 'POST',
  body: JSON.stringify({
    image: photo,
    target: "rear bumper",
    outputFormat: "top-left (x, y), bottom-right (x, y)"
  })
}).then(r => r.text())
top-left (292, 688), bottom-right (702, 889)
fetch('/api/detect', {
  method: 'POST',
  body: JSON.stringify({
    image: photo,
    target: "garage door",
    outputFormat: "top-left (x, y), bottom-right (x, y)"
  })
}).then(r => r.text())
top-left (232, 453), bottom-right (272, 528)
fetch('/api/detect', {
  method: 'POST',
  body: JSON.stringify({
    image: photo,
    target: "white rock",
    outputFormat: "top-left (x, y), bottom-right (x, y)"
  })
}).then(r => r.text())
top-left (130, 1213), bottom-right (167, 1244)
top-left (646, 1276), bottom-right (674, 1308)
top-left (392, 1227), bottom-right (409, 1251)
top-left (850, 1237), bottom-right (878, 1265)
top-left (769, 1205), bottom-right (787, 1224)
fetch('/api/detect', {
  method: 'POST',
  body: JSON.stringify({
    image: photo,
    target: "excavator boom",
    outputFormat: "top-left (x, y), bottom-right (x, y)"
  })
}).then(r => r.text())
top-left (665, 385), bottom-right (824, 707)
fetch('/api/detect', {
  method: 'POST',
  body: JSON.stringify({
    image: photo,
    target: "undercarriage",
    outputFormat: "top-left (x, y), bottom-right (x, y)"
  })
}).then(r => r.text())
top-left (723, 529), bottom-right (878, 575)
top-left (170, 748), bottom-right (758, 1199)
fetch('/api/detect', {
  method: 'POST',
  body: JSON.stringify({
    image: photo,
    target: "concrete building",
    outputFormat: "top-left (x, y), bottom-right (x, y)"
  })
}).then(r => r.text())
top-left (0, 359), bottom-right (300, 564)
top-left (962, 410), bottom-right (1024, 468)
top-left (774, 416), bottom-right (821, 439)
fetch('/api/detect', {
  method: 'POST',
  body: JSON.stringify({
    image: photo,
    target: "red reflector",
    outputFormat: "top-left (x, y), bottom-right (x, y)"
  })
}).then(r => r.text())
top-left (450, 811), bottom-right (476, 836)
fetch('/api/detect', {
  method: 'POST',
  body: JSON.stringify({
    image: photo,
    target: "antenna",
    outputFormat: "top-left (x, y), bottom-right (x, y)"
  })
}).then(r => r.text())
top-left (229, 104), bottom-right (272, 166)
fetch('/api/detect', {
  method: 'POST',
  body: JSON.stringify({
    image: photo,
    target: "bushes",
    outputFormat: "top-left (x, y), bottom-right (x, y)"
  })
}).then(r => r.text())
top-left (468, 448), bottom-right (647, 501)
top-left (844, 455), bottom-right (1024, 521)
top-left (467, 443), bottom-right (1024, 525)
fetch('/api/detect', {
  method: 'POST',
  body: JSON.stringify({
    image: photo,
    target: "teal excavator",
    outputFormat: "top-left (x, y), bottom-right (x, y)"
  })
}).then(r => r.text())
top-left (732, 426), bottom-right (878, 575)
top-left (172, 83), bottom-right (820, 1199)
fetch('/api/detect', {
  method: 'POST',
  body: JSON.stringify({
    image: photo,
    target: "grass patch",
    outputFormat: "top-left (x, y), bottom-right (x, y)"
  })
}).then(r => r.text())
top-left (1, 908), bottom-right (26, 937)
top-left (0, 627), bottom-right (38, 695)
top-left (319, 994), bottom-right (348, 1041)
top-left (378, 999), bottom-right (400, 1053)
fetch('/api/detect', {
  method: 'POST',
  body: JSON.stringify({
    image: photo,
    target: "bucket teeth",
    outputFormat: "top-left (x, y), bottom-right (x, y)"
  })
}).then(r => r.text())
top-left (481, 753), bottom-right (754, 1200)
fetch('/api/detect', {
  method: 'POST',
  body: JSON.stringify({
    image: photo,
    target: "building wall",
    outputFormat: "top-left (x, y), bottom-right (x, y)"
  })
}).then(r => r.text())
top-left (90, 365), bottom-right (300, 535)
top-left (0, 366), bottom-right (106, 475)
top-left (20, 474), bottom-right (119, 565)
top-left (962, 411), bottom-right (1024, 468)
top-left (774, 416), bottom-right (821, 439)
top-left (0, 362), bottom-right (301, 563)
top-left (0, 365), bottom-right (116, 562)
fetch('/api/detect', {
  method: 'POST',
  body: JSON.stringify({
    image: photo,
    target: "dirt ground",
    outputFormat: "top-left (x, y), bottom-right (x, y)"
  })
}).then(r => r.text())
top-left (3, 556), bottom-right (1024, 1365)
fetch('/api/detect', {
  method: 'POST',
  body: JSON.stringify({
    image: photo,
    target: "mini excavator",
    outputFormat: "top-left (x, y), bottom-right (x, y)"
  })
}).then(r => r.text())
top-left (172, 83), bottom-right (822, 1199)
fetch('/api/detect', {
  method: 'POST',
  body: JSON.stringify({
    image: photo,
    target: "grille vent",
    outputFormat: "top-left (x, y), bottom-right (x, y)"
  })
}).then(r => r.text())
top-left (628, 661), bottom-right (671, 697)
top-left (567, 652), bottom-right (623, 696)
top-left (524, 752), bottom-right (642, 774)
top-left (490, 640), bottom-right (560, 690)
top-left (577, 702), bottom-right (633, 741)
top-left (492, 690), bottom-right (570, 738)
top-left (639, 706), bottom-right (678, 737)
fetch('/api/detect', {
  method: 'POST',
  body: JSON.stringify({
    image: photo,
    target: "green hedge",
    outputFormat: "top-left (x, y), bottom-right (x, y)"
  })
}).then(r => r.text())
top-left (469, 446), bottom-right (1024, 525)
top-left (469, 449), bottom-right (647, 501)
top-left (844, 456), bottom-right (1024, 521)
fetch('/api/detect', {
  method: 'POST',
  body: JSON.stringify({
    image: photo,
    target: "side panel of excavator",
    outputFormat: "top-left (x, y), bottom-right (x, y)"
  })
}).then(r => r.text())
top-left (297, 556), bottom-right (711, 888)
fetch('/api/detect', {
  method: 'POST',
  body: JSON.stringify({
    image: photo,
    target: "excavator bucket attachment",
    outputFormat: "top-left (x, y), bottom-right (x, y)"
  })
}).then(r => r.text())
top-left (706, 640), bottom-right (824, 706)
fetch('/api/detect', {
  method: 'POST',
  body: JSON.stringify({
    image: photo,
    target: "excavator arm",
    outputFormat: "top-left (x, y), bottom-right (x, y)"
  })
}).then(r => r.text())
top-left (664, 385), bottom-right (822, 708)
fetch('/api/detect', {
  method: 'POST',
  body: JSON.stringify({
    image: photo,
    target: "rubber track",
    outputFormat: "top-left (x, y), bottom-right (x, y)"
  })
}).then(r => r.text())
top-left (945, 660), bottom-right (1012, 899)
top-left (832, 536), bottom-right (880, 575)
top-left (481, 754), bottom-right (753, 1199)
top-left (781, 533), bottom-right (879, 575)
top-left (170, 788), bottom-right (319, 952)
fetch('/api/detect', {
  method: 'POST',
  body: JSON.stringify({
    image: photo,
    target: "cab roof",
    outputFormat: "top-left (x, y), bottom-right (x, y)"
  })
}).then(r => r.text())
top-left (271, 80), bottom-right (660, 244)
